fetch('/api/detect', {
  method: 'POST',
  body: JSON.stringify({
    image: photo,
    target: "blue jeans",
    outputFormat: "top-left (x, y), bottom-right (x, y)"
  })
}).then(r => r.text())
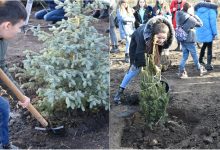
top-left (120, 65), bottom-right (141, 89)
top-left (125, 36), bottom-right (131, 54)
top-left (35, 9), bottom-right (65, 22)
top-left (109, 14), bottom-right (118, 46)
top-left (0, 97), bottom-right (10, 145)
top-left (179, 42), bottom-right (200, 72)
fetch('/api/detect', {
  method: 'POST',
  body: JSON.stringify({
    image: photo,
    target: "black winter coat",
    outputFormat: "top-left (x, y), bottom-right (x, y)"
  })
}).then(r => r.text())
top-left (133, 6), bottom-right (154, 29)
top-left (129, 16), bottom-right (174, 67)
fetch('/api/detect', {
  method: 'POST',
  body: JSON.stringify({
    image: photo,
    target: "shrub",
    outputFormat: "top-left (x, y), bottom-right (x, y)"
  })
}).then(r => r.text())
top-left (13, 0), bottom-right (109, 115)
top-left (139, 38), bottom-right (169, 129)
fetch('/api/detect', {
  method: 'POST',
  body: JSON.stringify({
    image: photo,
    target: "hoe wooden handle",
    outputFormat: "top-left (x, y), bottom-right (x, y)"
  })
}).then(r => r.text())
top-left (0, 69), bottom-right (48, 127)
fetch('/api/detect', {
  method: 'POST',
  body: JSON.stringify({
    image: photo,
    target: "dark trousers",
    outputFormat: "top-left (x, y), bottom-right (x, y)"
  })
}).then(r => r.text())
top-left (199, 42), bottom-right (213, 64)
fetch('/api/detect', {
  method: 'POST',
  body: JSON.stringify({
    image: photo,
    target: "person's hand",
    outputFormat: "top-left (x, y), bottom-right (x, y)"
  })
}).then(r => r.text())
top-left (155, 65), bottom-right (161, 74)
top-left (172, 7), bottom-right (177, 12)
top-left (214, 35), bottom-right (219, 40)
top-left (18, 96), bottom-right (30, 108)
top-left (156, 9), bottom-right (160, 15)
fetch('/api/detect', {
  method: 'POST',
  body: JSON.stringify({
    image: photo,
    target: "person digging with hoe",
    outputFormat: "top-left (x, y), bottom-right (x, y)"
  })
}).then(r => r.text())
top-left (0, 0), bottom-right (30, 149)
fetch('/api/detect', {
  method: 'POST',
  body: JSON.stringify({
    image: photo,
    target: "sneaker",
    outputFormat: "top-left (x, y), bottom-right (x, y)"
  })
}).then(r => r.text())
top-left (125, 53), bottom-right (130, 63)
top-left (178, 71), bottom-right (188, 79)
top-left (205, 64), bottom-right (214, 71)
top-left (110, 45), bottom-right (119, 53)
top-left (2, 143), bottom-right (19, 149)
top-left (113, 87), bottom-right (124, 105)
top-left (200, 66), bottom-right (207, 76)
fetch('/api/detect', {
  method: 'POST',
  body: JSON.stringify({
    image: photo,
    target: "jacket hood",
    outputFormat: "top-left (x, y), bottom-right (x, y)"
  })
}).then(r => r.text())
top-left (194, 2), bottom-right (218, 12)
top-left (143, 16), bottom-right (174, 49)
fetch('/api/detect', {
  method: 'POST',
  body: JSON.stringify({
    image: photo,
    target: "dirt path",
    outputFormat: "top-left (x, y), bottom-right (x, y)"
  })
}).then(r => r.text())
top-left (110, 20), bottom-right (220, 148)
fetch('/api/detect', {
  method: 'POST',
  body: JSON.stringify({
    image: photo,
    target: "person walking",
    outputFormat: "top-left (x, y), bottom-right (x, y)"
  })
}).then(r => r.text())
top-left (176, 2), bottom-right (207, 78)
top-left (195, 0), bottom-right (218, 70)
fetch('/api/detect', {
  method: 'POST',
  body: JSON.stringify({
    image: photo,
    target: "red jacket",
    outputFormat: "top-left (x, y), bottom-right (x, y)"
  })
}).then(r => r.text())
top-left (170, 0), bottom-right (186, 28)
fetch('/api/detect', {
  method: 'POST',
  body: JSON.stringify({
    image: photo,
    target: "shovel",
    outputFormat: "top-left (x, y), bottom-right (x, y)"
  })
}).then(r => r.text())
top-left (0, 69), bottom-right (64, 135)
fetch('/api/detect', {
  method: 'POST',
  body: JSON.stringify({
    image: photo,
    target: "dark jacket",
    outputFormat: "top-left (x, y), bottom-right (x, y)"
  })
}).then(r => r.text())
top-left (45, 0), bottom-right (65, 10)
top-left (45, 0), bottom-right (57, 10)
top-left (0, 39), bottom-right (7, 68)
top-left (129, 16), bottom-right (174, 67)
top-left (133, 5), bottom-right (154, 29)
top-left (176, 10), bottom-right (203, 43)
top-left (0, 39), bottom-right (23, 99)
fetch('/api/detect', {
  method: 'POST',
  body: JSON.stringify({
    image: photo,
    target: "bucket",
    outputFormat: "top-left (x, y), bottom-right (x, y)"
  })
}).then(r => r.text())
top-left (160, 80), bottom-right (169, 93)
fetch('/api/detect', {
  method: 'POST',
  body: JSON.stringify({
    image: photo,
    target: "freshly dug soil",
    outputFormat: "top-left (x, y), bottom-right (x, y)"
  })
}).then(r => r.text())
top-left (110, 19), bottom-right (220, 149)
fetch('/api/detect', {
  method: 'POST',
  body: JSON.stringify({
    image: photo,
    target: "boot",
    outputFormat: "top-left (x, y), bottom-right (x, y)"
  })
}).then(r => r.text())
top-left (199, 44), bottom-right (206, 65)
top-left (113, 87), bottom-right (124, 104)
top-left (98, 8), bottom-right (109, 19)
top-left (199, 58), bottom-right (206, 66)
top-left (110, 45), bottom-right (119, 53)
top-left (206, 55), bottom-right (214, 71)
top-left (92, 10), bottom-right (100, 18)
top-left (125, 53), bottom-right (130, 63)
top-left (2, 143), bottom-right (19, 149)
top-left (199, 52), bottom-right (205, 65)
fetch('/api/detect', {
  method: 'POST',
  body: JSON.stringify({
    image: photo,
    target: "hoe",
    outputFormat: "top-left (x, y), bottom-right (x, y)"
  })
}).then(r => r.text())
top-left (0, 69), bottom-right (65, 135)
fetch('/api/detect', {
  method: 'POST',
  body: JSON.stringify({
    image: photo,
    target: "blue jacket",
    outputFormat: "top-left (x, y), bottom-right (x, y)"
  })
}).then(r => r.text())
top-left (195, 2), bottom-right (218, 42)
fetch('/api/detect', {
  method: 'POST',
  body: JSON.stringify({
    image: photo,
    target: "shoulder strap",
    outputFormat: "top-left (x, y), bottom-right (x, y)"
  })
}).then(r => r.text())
top-left (181, 16), bottom-right (190, 27)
